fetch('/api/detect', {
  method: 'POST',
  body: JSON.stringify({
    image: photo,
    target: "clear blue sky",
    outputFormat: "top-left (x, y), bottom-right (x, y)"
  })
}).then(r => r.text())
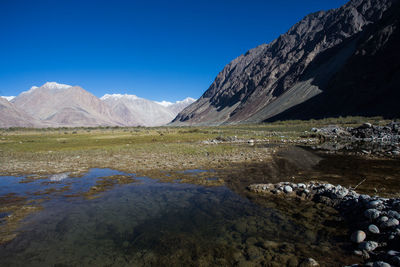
top-left (0, 0), bottom-right (348, 101)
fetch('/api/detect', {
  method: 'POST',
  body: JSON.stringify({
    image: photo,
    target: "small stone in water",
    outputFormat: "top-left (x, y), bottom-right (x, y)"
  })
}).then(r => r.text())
top-left (368, 224), bottom-right (380, 234)
top-left (284, 185), bottom-right (293, 193)
top-left (351, 230), bottom-right (366, 243)
top-left (359, 241), bottom-right (379, 252)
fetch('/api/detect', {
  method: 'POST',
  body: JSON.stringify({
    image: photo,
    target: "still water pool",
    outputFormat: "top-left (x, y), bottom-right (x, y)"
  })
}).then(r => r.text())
top-left (0, 167), bottom-right (354, 266)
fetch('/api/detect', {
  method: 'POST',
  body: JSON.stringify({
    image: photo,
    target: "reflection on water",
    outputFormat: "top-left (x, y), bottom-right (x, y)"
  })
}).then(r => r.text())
top-left (1, 145), bottom-right (399, 266)
top-left (0, 168), bottom-right (353, 266)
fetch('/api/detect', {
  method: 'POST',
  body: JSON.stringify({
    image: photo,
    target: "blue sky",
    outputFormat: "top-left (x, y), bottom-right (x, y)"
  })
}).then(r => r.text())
top-left (0, 0), bottom-right (348, 101)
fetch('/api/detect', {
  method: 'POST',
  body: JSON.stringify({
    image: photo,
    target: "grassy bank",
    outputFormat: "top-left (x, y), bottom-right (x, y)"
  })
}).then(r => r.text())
top-left (0, 116), bottom-right (392, 176)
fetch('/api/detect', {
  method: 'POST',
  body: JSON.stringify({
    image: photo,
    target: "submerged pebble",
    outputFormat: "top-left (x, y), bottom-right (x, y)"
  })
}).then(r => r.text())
top-left (248, 180), bottom-right (400, 266)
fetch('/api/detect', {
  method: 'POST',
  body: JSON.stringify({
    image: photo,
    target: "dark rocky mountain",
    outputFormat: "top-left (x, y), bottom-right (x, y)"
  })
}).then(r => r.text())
top-left (172, 0), bottom-right (400, 125)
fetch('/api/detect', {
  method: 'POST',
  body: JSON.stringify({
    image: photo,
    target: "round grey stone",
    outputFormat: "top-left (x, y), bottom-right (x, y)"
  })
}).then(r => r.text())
top-left (388, 210), bottom-right (400, 220)
top-left (368, 224), bottom-right (380, 234)
top-left (284, 185), bottom-right (293, 193)
top-left (378, 216), bottom-right (389, 223)
top-left (368, 200), bottom-right (381, 208)
top-left (372, 261), bottom-right (390, 267)
top-left (359, 194), bottom-right (371, 203)
top-left (381, 218), bottom-right (399, 229)
top-left (364, 209), bottom-right (381, 220)
top-left (359, 241), bottom-right (379, 252)
top-left (351, 230), bottom-right (366, 243)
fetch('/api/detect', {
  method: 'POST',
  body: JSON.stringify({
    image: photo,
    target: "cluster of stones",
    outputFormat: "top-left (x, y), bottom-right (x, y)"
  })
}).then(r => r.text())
top-left (248, 182), bottom-right (400, 266)
top-left (311, 122), bottom-right (400, 157)
top-left (202, 137), bottom-right (316, 145)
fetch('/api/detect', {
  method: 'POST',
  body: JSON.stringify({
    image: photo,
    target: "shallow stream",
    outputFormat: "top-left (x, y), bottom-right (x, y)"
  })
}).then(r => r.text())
top-left (0, 145), bottom-right (399, 266)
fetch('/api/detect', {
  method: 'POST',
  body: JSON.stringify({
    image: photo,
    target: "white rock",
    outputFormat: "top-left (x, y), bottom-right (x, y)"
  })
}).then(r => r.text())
top-left (368, 224), bottom-right (380, 234)
top-left (351, 230), bottom-right (366, 243)
top-left (284, 185), bottom-right (293, 193)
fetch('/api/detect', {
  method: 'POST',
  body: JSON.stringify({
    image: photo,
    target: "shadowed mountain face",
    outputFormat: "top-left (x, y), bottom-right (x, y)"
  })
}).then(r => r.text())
top-left (172, 0), bottom-right (400, 126)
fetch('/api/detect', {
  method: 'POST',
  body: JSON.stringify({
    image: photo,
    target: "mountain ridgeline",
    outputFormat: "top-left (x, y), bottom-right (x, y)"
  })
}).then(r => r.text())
top-left (172, 0), bottom-right (400, 125)
top-left (1, 82), bottom-right (195, 128)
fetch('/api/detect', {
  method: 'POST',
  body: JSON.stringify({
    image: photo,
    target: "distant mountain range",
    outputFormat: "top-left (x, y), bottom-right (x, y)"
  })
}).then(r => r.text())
top-left (0, 82), bottom-right (195, 128)
top-left (101, 94), bottom-right (195, 127)
top-left (172, 0), bottom-right (400, 125)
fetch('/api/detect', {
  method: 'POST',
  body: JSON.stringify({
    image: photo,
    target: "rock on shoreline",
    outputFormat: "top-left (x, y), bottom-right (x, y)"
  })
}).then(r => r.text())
top-left (311, 122), bottom-right (400, 157)
top-left (248, 182), bottom-right (400, 266)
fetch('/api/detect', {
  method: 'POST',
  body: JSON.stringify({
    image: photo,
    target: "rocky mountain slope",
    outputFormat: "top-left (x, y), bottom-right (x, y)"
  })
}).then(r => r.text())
top-left (0, 97), bottom-right (42, 128)
top-left (12, 82), bottom-right (123, 127)
top-left (1, 82), bottom-right (195, 128)
top-left (101, 94), bottom-right (191, 126)
top-left (172, 0), bottom-right (400, 125)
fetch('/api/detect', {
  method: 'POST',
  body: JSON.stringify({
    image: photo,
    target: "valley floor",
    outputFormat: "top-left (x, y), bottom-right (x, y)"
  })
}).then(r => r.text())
top-left (0, 116), bottom-right (391, 177)
top-left (1, 117), bottom-right (400, 266)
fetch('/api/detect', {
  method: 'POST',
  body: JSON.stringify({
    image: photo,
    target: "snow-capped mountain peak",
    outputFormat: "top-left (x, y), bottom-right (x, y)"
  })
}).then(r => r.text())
top-left (176, 97), bottom-right (196, 104)
top-left (21, 82), bottom-right (72, 95)
top-left (155, 100), bottom-right (174, 107)
top-left (42, 82), bottom-right (72, 90)
top-left (100, 94), bottom-right (140, 101)
top-left (155, 97), bottom-right (196, 107)
top-left (1, 96), bottom-right (15, 101)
